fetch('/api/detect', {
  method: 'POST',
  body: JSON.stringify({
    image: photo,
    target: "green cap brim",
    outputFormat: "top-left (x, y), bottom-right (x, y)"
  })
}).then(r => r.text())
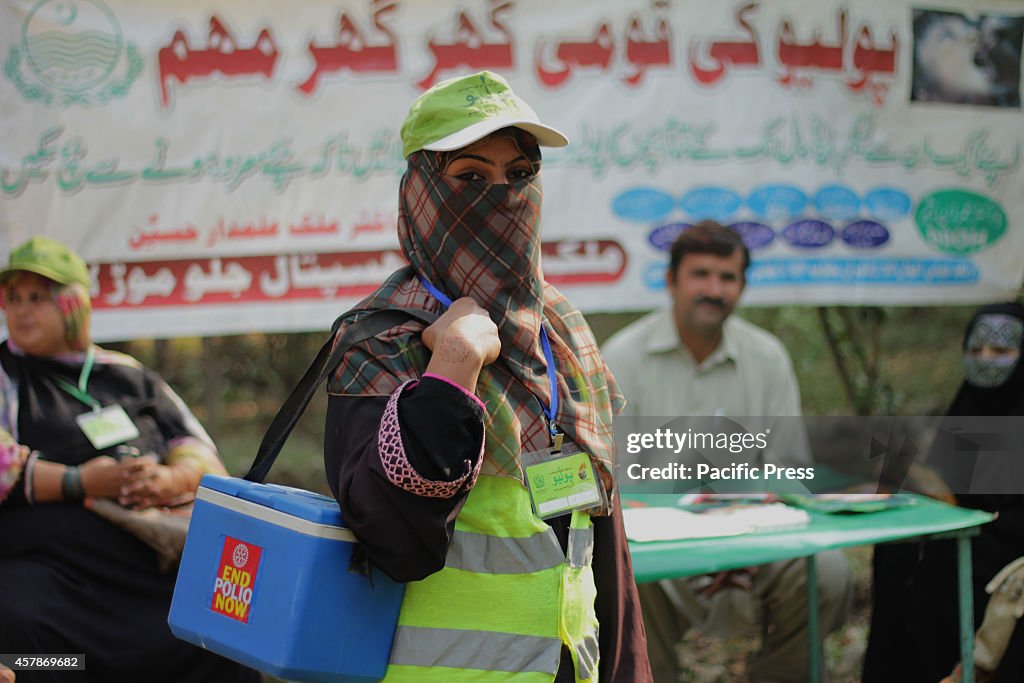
top-left (0, 262), bottom-right (78, 286)
top-left (423, 118), bottom-right (569, 153)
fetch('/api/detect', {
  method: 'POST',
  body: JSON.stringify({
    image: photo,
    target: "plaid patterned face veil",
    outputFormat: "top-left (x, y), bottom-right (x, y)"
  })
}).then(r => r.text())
top-left (398, 129), bottom-right (548, 375)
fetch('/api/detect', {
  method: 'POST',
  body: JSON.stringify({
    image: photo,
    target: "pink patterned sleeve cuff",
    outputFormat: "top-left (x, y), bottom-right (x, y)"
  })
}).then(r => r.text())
top-left (378, 379), bottom-right (485, 499)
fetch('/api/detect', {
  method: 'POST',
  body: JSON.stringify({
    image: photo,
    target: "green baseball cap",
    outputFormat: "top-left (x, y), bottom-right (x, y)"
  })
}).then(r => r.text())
top-left (400, 71), bottom-right (569, 158)
top-left (0, 237), bottom-right (90, 287)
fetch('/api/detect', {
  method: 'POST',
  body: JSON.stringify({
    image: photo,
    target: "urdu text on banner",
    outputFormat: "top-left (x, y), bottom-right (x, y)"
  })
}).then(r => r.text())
top-left (1, 0), bottom-right (1022, 340)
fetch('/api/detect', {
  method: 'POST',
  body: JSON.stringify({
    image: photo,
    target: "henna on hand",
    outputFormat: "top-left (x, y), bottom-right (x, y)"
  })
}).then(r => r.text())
top-left (438, 334), bottom-right (472, 363)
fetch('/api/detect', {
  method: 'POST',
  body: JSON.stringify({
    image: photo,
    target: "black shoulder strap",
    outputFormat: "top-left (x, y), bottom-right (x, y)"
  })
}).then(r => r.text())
top-left (244, 307), bottom-right (438, 483)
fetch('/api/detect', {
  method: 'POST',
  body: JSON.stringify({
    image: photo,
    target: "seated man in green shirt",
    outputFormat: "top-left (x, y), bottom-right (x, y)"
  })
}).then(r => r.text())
top-left (603, 221), bottom-right (852, 683)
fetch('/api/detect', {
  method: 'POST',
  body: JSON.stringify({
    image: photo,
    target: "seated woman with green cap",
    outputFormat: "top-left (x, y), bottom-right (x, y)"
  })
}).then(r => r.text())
top-left (324, 71), bottom-right (651, 682)
top-left (0, 237), bottom-right (260, 682)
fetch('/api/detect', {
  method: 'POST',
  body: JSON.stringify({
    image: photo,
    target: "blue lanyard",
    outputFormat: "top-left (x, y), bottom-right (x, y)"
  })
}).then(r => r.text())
top-left (417, 275), bottom-right (560, 437)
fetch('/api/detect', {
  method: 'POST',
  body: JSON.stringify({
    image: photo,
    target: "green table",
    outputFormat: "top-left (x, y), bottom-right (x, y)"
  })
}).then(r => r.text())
top-left (625, 494), bottom-right (994, 682)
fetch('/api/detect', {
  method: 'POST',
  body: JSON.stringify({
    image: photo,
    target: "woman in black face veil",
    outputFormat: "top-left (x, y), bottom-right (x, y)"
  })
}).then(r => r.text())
top-left (863, 302), bottom-right (1024, 683)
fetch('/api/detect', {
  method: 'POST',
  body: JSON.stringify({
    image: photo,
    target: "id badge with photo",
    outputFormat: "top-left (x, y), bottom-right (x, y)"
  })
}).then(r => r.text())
top-left (522, 438), bottom-right (606, 519)
top-left (76, 405), bottom-right (140, 450)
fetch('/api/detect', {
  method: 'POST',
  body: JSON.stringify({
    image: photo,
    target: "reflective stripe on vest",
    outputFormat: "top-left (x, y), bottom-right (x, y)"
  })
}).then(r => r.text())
top-left (567, 525), bottom-right (594, 568)
top-left (446, 528), bottom-right (565, 574)
top-left (575, 631), bottom-right (600, 680)
top-left (385, 475), bottom-right (600, 682)
top-left (389, 626), bottom-right (562, 673)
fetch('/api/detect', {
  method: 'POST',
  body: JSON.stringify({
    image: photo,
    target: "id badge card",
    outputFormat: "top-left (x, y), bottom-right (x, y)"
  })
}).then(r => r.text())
top-left (522, 438), bottom-right (606, 519)
top-left (76, 405), bottom-right (140, 450)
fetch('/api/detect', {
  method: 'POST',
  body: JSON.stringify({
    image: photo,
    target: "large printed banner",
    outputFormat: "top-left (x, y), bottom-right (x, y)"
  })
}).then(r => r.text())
top-left (2, 0), bottom-right (1023, 340)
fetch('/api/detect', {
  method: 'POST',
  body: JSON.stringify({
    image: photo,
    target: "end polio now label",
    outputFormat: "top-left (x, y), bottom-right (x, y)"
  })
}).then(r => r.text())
top-left (211, 536), bottom-right (262, 623)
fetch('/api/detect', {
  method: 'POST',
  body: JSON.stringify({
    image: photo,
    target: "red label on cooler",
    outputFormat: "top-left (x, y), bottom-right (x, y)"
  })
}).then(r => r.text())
top-left (210, 536), bottom-right (262, 623)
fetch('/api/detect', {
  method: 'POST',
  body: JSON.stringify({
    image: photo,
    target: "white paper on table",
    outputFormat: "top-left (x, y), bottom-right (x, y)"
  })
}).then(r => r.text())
top-left (703, 503), bottom-right (810, 532)
top-left (622, 507), bottom-right (753, 542)
top-left (623, 504), bottom-right (810, 542)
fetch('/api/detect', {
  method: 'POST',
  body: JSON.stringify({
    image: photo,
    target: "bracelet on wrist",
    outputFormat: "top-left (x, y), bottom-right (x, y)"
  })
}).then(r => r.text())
top-left (23, 451), bottom-right (41, 505)
top-left (61, 465), bottom-right (85, 502)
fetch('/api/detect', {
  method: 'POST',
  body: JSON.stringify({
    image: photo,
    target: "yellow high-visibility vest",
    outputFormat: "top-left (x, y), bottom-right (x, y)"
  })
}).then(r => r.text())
top-left (384, 474), bottom-right (600, 682)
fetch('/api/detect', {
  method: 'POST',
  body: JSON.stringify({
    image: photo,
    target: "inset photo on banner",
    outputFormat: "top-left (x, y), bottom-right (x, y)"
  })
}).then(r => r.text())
top-left (911, 8), bottom-right (1024, 107)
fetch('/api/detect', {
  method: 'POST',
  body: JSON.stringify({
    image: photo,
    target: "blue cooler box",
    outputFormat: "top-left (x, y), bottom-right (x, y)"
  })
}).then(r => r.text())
top-left (169, 474), bottom-right (404, 682)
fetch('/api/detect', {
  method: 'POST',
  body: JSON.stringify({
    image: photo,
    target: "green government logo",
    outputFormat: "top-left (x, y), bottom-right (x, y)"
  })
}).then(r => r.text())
top-left (915, 189), bottom-right (1007, 255)
top-left (4, 0), bottom-right (142, 107)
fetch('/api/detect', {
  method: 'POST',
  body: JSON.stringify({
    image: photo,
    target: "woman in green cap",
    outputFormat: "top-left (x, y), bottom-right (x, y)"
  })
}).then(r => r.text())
top-left (324, 72), bottom-right (651, 682)
top-left (0, 237), bottom-right (260, 682)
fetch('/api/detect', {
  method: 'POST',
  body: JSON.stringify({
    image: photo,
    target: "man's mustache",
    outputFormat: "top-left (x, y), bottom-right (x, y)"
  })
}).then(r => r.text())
top-left (694, 296), bottom-right (726, 309)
